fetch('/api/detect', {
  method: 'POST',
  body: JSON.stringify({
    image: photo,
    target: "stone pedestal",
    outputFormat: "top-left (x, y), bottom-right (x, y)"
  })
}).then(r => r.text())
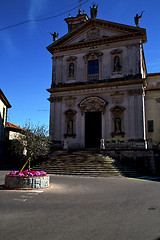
top-left (5, 175), bottom-right (50, 190)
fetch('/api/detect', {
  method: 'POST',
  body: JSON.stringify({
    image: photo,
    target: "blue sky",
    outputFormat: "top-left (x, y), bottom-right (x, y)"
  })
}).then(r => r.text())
top-left (1, 0), bottom-right (160, 130)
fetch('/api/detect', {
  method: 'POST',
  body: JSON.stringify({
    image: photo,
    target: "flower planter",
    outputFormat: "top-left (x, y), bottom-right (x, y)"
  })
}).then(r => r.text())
top-left (5, 171), bottom-right (50, 190)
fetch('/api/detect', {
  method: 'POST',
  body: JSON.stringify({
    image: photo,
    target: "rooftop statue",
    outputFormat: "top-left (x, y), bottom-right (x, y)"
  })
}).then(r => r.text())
top-left (49, 32), bottom-right (59, 42)
top-left (90, 4), bottom-right (98, 19)
top-left (134, 10), bottom-right (145, 27)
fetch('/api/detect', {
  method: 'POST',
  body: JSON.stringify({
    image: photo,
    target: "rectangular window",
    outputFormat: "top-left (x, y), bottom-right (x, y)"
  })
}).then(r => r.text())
top-left (88, 60), bottom-right (99, 75)
top-left (148, 120), bottom-right (154, 132)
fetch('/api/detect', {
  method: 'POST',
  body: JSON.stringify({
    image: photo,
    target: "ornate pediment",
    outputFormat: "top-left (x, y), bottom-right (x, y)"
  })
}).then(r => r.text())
top-left (79, 96), bottom-right (108, 115)
top-left (47, 18), bottom-right (147, 54)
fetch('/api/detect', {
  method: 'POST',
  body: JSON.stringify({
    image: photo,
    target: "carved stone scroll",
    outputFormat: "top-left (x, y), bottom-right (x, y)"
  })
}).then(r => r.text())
top-left (79, 96), bottom-right (107, 115)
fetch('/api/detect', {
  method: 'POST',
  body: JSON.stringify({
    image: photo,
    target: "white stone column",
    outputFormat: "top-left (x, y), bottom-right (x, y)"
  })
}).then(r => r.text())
top-left (56, 56), bottom-right (64, 84)
top-left (53, 97), bottom-right (63, 140)
top-left (136, 89), bottom-right (145, 139)
top-left (127, 90), bottom-right (136, 139)
top-left (126, 44), bottom-right (133, 75)
top-left (81, 113), bottom-right (85, 148)
top-left (101, 112), bottom-right (106, 139)
top-left (52, 56), bottom-right (56, 86)
top-left (49, 100), bottom-right (55, 141)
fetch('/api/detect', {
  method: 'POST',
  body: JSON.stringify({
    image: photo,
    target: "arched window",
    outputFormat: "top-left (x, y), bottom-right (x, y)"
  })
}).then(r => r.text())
top-left (69, 63), bottom-right (74, 77)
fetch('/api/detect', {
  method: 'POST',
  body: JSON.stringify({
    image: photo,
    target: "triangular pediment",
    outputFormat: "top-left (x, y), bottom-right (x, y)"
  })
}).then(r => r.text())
top-left (47, 18), bottom-right (146, 53)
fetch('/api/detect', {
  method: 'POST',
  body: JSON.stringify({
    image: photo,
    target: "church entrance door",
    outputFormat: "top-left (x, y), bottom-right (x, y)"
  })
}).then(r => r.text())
top-left (85, 112), bottom-right (102, 148)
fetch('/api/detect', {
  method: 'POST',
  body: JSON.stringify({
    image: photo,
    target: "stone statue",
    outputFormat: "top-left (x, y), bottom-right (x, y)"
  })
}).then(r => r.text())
top-left (49, 32), bottom-right (59, 42)
top-left (69, 63), bottom-right (74, 77)
top-left (134, 10), bottom-right (145, 27)
top-left (67, 119), bottom-right (73, 135)
top-left (113, 56), bottom-right (121, 72)
top-left (90, 4), bottom-right (98, 19)
top-left (114, 117), bottom-right (121, 132)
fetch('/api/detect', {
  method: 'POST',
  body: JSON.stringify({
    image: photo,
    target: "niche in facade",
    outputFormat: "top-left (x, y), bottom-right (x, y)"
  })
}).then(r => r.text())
top-left (111, 49), bottom-right (122, 75)
top-left (64, 109), bottom-right (77, 138)
top-left (66, 56), bottom-right (77, 81)
top-left (110, 105), bottom-right (125, 137)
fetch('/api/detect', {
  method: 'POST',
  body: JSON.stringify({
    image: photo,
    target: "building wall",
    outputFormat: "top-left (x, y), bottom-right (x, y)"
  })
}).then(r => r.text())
top-left (0, 98), bottom-right (7, 141)
top-left (52, 39), bottom-right (143, 86)
top-left (145, 74), bottom-right (160, 144)
top-left (50, 84), bottom-right (145, 149)
top-left (48, 22), bottom-right (146, 149)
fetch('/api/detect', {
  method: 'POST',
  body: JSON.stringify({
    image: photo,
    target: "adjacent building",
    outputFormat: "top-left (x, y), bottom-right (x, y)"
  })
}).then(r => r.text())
top-left (145, 73), bottom-right (160, 146)
top-left (0, 89), bottom-right (11, 159)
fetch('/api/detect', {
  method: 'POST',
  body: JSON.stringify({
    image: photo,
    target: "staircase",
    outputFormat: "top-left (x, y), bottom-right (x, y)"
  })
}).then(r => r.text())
top-left (32, 150), bottom-right (143, 177)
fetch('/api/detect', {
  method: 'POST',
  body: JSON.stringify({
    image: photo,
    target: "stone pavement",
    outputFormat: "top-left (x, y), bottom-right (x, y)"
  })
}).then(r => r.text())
top-left (0, 172), bottom-right (160, 240)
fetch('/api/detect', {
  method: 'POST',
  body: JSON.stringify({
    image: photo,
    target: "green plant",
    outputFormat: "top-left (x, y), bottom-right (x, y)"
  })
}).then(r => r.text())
top-left (118, 139), bottom-right (125, 143)
top-left (112, 139), bottom-right (117, 143)
top-left (105, 139), bottom-right (111, 143)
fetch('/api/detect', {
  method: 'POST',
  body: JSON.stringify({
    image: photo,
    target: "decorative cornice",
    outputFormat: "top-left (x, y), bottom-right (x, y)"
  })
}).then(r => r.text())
top-left (48, 96), bottom-right (63, 102)
top-left (47, 78), bottom-right (144, 94)
top-left (127, 89), bottom-right (143, 95)
top-left (47, 32), bottom-right (146, 54)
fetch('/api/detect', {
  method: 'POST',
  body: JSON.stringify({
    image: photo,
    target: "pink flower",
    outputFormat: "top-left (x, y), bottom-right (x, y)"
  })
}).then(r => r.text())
top-left (8, 170), bottom-right (47, 177)
top-left (40, 171), bottom-right (46, 175)
top-left (28, 172), bottom-right (34, 176)
top-left (19, 173), bottom-right (25, 177)
top-left (35, 172), bottom-right (41, 176)
top-left (9, 171), bottom-right (19, 175)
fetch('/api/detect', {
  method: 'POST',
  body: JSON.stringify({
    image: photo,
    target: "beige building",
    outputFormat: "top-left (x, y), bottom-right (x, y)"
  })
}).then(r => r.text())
top-left (145, 73), bottom-right (160, 146)
top-left (47, 6), bottom-right (149, 149)
top-left (0, 89), bottom-right (11, 158)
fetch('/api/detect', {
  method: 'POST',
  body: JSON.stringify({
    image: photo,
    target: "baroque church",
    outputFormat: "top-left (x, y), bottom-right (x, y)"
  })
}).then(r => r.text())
top-left (46, 5), bottom-right (159, 150)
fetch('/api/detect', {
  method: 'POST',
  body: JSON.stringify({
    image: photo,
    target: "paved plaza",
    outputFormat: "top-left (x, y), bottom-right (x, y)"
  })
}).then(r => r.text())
top-left (0, 171), bottom-right (160, 240)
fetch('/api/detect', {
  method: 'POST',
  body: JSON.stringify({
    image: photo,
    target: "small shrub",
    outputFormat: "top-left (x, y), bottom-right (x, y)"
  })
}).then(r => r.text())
top-left (118, 139), bottom-right (125, 143)
top-left (105, 139), bottom-right (111, 143)
top-left (112, 139), bottom-right (117, 143)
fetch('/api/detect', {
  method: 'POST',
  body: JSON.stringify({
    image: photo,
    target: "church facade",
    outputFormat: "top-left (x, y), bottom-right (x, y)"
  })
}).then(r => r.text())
top-left (47, 6), bottom-right (148, 149)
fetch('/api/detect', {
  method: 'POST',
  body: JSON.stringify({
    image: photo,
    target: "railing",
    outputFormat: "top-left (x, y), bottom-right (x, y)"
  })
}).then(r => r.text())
top-left (87, 74), bottom-right (99, 81)
top-left (100, 139), bottom-right (152, 150)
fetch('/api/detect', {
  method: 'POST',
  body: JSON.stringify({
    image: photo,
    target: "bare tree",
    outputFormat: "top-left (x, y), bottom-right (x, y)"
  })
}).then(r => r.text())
top-left (7, 122), bottom-right (50, 171)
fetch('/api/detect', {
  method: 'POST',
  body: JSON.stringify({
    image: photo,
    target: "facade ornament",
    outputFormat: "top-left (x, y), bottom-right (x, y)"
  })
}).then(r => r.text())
top-left (90, 4), bottom-right (98, 18)
top-left (66, 56), bottom-right (77, 61)
top-left (79, 96), bottom-right (108, 115)
top-left (111, 92), bottom-right (124, 104)
top-left (111, 49), bottom-right (122, 54)
top-left (127, 89), bottom-right (143, 95)
top-left (83, 51), bottom-right (103, 63)
top-left (134, 10), bottom-right (145, 27)
top-left (48, 96), bottom-right (63, 102)
top-left (87, 27), bottom-right (99, 40)
top-left (65, 96), bottom-right (76, 107)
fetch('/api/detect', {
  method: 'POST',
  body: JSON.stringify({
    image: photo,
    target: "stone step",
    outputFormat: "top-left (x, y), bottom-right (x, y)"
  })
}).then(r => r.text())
top-left (32, 151), bottom-right (143, 178)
